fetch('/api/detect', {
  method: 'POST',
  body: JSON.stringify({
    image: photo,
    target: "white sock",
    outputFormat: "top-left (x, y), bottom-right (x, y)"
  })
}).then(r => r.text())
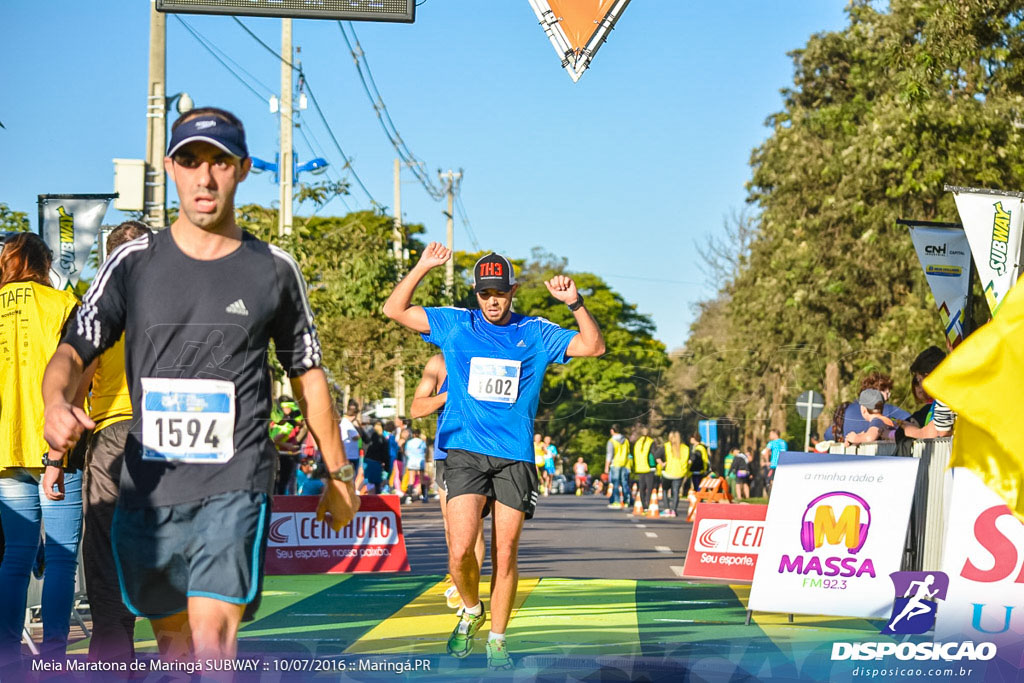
top-left (463, 602), bottom-right (482, 616)
top-left (488, 631), bottom-right (505, 643)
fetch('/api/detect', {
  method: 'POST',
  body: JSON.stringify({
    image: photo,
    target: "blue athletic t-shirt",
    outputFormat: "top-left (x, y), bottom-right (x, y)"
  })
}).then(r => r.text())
top-left (435, 376), bottom-right (449, 461)
top-left (422, 307), bottom-right (577, 463)
top-left (767, 438), bottom-right (788, 468)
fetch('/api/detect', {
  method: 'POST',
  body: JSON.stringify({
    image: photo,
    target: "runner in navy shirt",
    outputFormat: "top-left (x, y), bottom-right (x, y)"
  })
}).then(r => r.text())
top-left (384, 244), bottom-right (605, 669)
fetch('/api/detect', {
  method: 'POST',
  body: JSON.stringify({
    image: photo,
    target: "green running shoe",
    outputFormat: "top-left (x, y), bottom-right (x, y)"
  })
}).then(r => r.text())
top-left (486, 638), bottom-right (514, 670)
top-left (446, 604), bottom-right (486, 658)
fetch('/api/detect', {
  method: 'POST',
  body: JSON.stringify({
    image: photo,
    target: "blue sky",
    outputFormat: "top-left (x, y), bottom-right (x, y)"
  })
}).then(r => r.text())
top-left (0, 1), bottom-right (848, 349)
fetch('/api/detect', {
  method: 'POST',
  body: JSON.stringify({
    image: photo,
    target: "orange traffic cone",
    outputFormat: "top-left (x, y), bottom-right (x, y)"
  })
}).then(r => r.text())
top-left (648, 490), bottom-right (660, 518)
top-left (632, 497), bottom-right (643, 516)
top-left (686, 489), bottom-right (698, 522)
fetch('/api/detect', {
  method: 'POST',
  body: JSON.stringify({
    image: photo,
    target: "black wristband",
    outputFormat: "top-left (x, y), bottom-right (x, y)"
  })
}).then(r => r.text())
top-left (568, 294), bottom-right (585, 312)
top-left (41, 453), bottom-right (64, 468)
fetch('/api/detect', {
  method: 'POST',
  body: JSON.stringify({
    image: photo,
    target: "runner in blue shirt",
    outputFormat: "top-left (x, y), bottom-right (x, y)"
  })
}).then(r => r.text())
top-left (384, 243), bottom-right (605, 670)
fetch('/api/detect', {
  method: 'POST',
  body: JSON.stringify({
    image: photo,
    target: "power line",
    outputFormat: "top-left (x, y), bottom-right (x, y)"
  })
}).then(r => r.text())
top-left (338, 22), bottom-right (446, 201)
top-left (174, 16), bottom-right (269, 102)
top-left (454, 191), bottom-right (481, 251)
top-left (232, 18), bottom-right (381, 209)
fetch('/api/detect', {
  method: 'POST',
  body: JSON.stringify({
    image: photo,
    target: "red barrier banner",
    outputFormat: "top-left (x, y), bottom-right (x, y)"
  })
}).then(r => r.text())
top-left (265, 494), bottom-right (410, 574)
top-left (681, 503), bottom-right (767, 583)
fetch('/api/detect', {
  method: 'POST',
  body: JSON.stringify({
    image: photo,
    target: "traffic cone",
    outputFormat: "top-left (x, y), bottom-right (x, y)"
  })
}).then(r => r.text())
top-left (647, 491), bottom-right (660, 518)
top-left (632, 498), bottom-right (643, 516)
top-left (686, 488), bottom-right (698, 522)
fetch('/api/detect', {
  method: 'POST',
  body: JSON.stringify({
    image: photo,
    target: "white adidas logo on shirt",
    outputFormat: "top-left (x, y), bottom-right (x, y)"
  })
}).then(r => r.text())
top-left (516, 340), bottom-right (527, 347)
top-left (225, 299), bottom-right (249, 316)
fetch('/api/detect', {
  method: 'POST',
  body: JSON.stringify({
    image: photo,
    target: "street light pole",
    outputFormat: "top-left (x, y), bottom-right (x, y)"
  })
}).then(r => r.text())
top-left (279, 18), bottom-right (294, 237)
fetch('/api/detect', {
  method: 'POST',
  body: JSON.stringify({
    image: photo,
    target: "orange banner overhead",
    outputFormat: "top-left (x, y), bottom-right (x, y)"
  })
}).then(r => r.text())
top-left (528, 0), bottom-right (631, 82)
top-left (546, 0), bottom-right (617, 53)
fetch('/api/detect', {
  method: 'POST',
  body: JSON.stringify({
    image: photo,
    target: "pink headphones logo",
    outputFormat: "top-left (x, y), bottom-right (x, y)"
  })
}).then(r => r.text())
top-left (799, 491), bottom-right (871, 554)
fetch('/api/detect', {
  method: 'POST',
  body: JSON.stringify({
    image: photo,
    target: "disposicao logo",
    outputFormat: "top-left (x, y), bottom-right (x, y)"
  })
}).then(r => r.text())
top-left (778, 491), bottom-right (876, 578)
top-left (882, 571), bottom-right (948, 634)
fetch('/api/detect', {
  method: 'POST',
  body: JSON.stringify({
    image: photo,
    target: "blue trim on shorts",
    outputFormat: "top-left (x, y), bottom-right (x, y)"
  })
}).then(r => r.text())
top-left (184, 494), bottom-right (268, 605)
top-left (111, 506), bottom-right (185, 620)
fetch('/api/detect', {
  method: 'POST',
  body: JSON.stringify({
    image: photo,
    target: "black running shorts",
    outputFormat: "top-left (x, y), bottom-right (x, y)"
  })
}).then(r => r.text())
top-left (443, 449), bottom-right (539, 520)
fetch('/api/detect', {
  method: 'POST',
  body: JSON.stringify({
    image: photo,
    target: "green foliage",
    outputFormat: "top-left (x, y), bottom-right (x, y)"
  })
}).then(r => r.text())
top-left (677, 0), bottom-right (1021, 449)
top-left (0, 203), bottom-right (30, 232)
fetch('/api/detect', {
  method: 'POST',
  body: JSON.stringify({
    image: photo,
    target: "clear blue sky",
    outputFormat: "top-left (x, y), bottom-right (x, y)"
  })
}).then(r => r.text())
top-left (0, 1), bottom-right (848, 349)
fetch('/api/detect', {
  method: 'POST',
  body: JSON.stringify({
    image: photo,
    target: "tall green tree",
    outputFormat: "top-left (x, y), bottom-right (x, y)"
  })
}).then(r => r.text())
top-left (681, 0), bottom-right (1023, 448)
top-left (0, 203), bottom-right (30, 232)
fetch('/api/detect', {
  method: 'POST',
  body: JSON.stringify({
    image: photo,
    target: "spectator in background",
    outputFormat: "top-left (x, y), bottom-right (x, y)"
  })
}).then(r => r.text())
top-left (0, 233), bottom-right (83, 665)
top-left (404, 429), bottom-right (429, 503)
top-left (386, 416), bottom-right (408, 494)
top-left (845, 389), bottom-right (901, 444)
top-left (295, 457), bottom-right (325, 496)
top-left (339, 400), bottom-right (364, 491)
top-left (689, 433), bottom-right (710, 491)
top-left (658, 430), bottom-right (689, 517)
top-left (730, 449), bottom-right (751, 499)
top-left (604, 424), bottom-right (632, 509)
top-left (632, 426), bottom-right (656, 513)
top-left (902, 346), bottom-right (956, 439)
top-left (761, 429), bottom-right (788, 494)
top-left (824, 372), bottom-right (911, 440)
top-left (362, 421), bottom-right (390, 494)
top-left (270, 397), bottom-right (307, 494)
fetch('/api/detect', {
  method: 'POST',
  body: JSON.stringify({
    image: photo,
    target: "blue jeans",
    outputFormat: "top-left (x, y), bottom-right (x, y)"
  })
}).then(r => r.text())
top-left (609, 466), bottom-right (632, 505)
top-left (0, 468), bottom-right (83, 664)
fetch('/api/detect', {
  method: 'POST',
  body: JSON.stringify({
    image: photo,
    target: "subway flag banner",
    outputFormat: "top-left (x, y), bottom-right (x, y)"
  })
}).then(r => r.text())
top-left (37, 194), bottom-right (114, 292)
top-left (935, 468), bottom-right (1024, 664)
top-left (748, 452), bottom-right (919, 619)
top-left (682, 503), bottom-right (766, 582)
top-left (265, 494), bottom-right (410, 574)
top-left (949, 186), bottom-right (1024, 314)
top-left (908, 224), bottom-right (973, 348)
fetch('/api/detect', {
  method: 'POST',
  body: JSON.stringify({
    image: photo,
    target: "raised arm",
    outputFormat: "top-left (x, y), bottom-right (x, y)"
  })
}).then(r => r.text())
top-left (544, 275), bottom-right (606, 358)
top-left (410, 354), bottom-right (448, 419)
top-left (382, 242), bottom-right (452, 334)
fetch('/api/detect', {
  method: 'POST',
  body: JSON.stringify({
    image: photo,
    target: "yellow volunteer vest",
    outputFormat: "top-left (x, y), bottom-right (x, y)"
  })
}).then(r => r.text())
top-left (90, 334), bottom-right (133, 432)
top-left (1, 282), bottom-right (78, 469)
top-left (663, 442), bottom-right (689, 479)
top-left (693, 443), bottom-right (710, 474)
top-left (633, 436), bottom-right (654, 474)
top-left (534, 442), bottom-right (547, 466)
top-left (610, 437), bottom-right (630, 467)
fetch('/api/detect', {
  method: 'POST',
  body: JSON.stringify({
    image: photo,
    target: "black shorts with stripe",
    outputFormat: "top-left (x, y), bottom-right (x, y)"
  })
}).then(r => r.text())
top-left (441, 449), bottom-right (539, 520)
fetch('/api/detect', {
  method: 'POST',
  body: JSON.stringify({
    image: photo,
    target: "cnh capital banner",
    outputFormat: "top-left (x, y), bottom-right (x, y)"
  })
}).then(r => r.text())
top-left (949, 186), bottom-right (1024, 313)
top-left (37, 194), bottom-right (114, 292)
top-left (748, 452), bottom-right (919, 619)
top-left (907, 224), bottom-right (972, 348)
top-left (265, 494), bottom-right (410, 574)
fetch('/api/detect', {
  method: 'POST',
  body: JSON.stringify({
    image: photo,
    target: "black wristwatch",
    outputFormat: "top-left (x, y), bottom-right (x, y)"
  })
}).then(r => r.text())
top-left (568, 294), bottom-right (585, 312)
top-left (41, 453), bottom-right (64, 468)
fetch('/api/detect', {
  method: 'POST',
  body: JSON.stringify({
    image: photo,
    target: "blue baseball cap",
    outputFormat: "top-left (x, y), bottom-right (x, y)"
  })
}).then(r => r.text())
top-left (167, 115), bottom-right (248, 159)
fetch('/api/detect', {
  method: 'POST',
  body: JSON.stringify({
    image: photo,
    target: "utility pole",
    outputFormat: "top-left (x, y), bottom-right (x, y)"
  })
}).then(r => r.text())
top-left (393, 159), bottom-right (406, 417)
top-left (439, 169), bottom-right (462, 302)
top-left (278, 19), bottom-right (293, 236)
top-left (144, 2), bottom-right (166, 229)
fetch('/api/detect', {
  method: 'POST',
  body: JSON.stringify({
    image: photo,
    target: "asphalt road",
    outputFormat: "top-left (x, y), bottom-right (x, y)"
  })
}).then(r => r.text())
top-left (400, 492), bottom-right (693, 580)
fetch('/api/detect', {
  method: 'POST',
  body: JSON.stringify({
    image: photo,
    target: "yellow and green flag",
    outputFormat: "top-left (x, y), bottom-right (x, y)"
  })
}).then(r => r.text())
top-left (924, 280), bottom-right (1024, 519)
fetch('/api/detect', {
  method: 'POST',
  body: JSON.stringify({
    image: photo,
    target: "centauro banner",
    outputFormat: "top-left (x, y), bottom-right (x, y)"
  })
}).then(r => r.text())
top-left (949, 186), bottom-right (1024, 313)
top-left (908, 224), bottom-right (973, 348)
top-left (37, 194), bottom-right (114, 292)
top-left (748, 452), bottom-right (919, 619)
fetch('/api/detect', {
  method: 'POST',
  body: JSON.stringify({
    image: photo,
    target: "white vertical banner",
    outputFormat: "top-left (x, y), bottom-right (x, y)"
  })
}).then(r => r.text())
top-left (748, 452), bottom-right (920, 619)
top-left (935, 468), bottom-right (1024, 648)
top-left (907, 224), bottom-right (973, 348)
top-left (37, 194), bottom-right (114, 292)
top-left (949, 186), bottom-right (1024, 313)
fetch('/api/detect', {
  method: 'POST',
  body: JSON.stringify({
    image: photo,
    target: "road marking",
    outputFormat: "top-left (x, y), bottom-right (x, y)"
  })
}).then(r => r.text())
top-left (654, 546), bottom-right (672, 554)
top-left (644, 532), bottom-right (657, 538)
top-left (634, 524), bottom-right (646, 528)
top-left (670, 566), bottom-right (685, 577)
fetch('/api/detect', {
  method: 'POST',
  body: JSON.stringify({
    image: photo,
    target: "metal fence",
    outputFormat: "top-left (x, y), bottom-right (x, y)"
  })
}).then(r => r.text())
top-left (828, 438), bottom-right (952, 572)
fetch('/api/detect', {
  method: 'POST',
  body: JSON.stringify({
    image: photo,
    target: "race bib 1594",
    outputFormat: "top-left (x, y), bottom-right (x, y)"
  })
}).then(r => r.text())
top-left (141, 377), bottom-right (236, 464)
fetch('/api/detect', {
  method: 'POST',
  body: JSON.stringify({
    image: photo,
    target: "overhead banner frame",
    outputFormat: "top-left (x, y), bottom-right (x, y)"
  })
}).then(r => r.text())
top-left (527, 0), bottom-right (631, 82)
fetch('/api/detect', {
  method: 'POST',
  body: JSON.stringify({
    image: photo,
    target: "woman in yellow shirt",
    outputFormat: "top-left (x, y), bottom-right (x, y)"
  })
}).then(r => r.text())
top-left (0, 233), bottom-right (83, 664)
top-left (658, 431), bottom-right (689, 518)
